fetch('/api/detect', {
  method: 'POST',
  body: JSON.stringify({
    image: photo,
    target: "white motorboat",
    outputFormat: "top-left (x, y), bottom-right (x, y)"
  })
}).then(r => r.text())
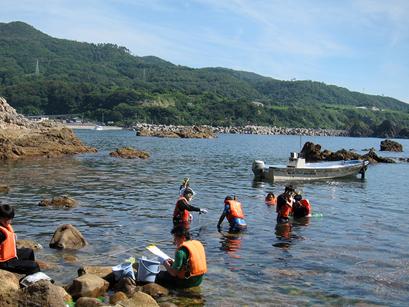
top-left (93, 125), bottom-right (103, 130)
top-left (252, 152), bottom-right (369, 181)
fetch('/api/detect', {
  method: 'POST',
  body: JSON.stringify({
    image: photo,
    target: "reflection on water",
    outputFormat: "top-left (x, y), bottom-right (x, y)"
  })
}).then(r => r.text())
top-left (1, 131), bottom-right (409, 306)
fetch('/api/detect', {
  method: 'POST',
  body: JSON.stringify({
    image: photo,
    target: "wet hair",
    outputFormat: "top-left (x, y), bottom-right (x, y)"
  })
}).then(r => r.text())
top-left (285, 185), bottom-right (295, 193)
top-left (224, 196), bottom-right (233, 202)
top-left (171, 224), bottom-right (191, 240)
top-left (294, 194), bottom-right (302, 201)
top-left (0, 205), bottom-right (15, 219)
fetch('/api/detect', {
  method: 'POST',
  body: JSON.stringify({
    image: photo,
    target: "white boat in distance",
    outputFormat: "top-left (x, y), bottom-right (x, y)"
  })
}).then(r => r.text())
top-left (252, 152), bottom-right (369, 181)
top-left (93, 125), bottom-right (103, 130)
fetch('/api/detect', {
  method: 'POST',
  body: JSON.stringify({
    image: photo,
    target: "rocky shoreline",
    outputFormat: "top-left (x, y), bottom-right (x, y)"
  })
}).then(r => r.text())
top-left (0, 97), bottom-right (98, 160)
top-left (132, 123), bottom-right (347, 137)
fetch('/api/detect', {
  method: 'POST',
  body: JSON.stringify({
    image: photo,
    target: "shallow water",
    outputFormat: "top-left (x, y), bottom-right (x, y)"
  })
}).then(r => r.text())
top-left (1, 130), bottom-right (409, 306)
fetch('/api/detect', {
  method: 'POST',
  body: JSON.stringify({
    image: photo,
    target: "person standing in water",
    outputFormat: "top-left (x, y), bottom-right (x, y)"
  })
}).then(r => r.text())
top-left (276, 185), bottom-right (295, 224)
top-left (173, 188), bottom-right (207, 225)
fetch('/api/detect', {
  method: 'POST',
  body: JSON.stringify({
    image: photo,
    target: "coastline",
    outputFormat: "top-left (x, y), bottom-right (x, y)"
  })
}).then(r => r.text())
top-left (64, 123), bottom-right (125, 130)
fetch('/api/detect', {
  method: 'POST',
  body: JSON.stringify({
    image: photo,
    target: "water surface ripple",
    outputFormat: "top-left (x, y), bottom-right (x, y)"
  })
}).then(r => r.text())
top-left (1, 130), bottom-right (408, 306)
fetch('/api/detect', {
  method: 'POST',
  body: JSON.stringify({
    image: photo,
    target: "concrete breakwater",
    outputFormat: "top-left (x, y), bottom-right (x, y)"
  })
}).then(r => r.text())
top-left (132, 123), bottom-right (348, 137)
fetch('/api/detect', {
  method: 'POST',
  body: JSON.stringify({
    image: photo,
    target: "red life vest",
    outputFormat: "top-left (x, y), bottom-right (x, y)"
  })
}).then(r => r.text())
top-left (176, 240), bottom-right (207, 279)
top-left (0, 225), bottom-right (17, 262)
top-left (224, 200), bottom-right (244, 222)
top-left (173, 197), bottom-right (190, 222)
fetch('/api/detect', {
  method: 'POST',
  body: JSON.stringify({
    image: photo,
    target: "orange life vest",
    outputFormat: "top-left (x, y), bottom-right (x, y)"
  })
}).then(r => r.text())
top-left (0, 224), bottom-right (17, 262)
top-left (224, 200), bottom-right (244, 222)
top-left (173, 197), bottom-right (190, 222)
top-left (265, 196), bottom-right (277, 205)
top-left (300, 199), bottom-right (311, 215)
top-left (176, 240), bottom-right (207, 279)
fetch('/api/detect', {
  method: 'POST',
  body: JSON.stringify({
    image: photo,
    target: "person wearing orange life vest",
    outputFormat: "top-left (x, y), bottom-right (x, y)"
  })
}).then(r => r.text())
top-left (292, 194), bottom-right (312, 218)
top-left (0, 205), bottom-right (40, 275)
top-left (217, 196), bottom-right (247, 233)
top-left (265, 193), bottom-right (277, 205)
top-left (173, 188), bottom-right (207, 224)
top-left (155, 225), bottom-right (207, 288)
top-left (276, 185), bottom-right (295, 224)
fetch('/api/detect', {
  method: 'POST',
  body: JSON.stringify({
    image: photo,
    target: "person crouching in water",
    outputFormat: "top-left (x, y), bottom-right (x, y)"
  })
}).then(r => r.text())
top-left (265, 193), bottom-right (277, 205)
top-left (292, 194), bottom-right (311, 218)
top-left (217, 196), bottom-right (247, 233)
top-left (155, 225), bottom-right (207, 288)
top-left (276, 185), bottom-right (295, 224)
top-left (173, 188), bottom-right (207, 226)
top-left (0, 205), bottom-right (40, 275)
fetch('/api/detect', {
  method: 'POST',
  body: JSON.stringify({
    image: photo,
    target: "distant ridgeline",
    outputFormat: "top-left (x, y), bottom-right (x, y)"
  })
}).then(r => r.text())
top-left (1, 21), bottom-right (409, 135)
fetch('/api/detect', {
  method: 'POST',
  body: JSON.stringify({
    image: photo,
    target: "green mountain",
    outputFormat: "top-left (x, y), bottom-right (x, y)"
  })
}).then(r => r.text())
top-left (1, 21), bottom-right (409, 132)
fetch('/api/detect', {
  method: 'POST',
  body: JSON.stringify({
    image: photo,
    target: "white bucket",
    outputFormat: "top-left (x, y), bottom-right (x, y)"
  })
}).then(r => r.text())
top-left (112, 262), bottom-right (135, 281)
top-left (137, 258), bottom-right (160, 283)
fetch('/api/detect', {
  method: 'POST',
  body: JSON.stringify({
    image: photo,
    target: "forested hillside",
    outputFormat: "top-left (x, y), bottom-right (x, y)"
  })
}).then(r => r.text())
top-left (1, 21), bottom-right (409, 133)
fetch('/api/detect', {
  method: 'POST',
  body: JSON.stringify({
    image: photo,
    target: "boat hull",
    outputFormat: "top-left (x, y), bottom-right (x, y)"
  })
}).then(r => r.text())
top-left (253, 160), bottom-right (369, 181)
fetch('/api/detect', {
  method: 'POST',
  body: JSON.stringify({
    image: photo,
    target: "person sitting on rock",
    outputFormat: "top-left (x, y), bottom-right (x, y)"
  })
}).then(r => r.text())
top-left (0, 204), bottom-right (40, 275)
top-left (155, 225), bottom-right (207, 288)
top-left (292, 194), bottom-right (312, 218)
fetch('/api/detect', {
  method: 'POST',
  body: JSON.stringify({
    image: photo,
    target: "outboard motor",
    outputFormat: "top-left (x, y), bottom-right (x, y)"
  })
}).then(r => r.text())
top-left (252, 160), bottom-right (265, 178)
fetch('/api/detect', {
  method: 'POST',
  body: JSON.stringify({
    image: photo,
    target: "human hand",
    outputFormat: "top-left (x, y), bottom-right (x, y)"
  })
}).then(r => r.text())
top-left (158, 256), bottom-right (169, 265)
top-left (200, 209), bottom-right (208, 214)
top-left (188, 214), bottom-right (193, 221)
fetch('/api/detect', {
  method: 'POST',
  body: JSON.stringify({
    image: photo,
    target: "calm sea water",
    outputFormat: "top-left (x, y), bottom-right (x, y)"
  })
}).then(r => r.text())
top-left (1, 130), bottom-right (409, 306)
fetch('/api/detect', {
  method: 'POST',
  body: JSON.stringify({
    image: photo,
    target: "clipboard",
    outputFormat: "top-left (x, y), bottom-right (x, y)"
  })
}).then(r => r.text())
top-left (146, 244), bottom-right (171, 260)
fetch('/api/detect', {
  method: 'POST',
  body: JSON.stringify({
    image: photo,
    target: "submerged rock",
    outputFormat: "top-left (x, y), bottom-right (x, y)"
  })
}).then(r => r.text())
top-left (109, 147), bottom-right (150, 159)
top-left (39, 196), bottom-right (78, 208)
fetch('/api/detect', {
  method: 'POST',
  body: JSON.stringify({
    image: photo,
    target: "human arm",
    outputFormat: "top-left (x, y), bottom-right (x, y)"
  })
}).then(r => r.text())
top-left (162, 248), bottom-right (185, 277)
top-left (177, 199), bottom-right (201, 213)
top-left (217, 212), bottom-right (227, 228)
top-left (0, 232), bottom-right (5, 244)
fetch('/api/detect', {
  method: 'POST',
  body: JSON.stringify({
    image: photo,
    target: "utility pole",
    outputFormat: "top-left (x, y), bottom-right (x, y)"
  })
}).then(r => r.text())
top-left (35, 59), bottom-right (39, 74)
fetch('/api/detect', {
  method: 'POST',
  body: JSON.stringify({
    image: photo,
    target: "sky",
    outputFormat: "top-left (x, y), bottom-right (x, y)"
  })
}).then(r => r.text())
top-left (1, 0), bottom-right (409, 103)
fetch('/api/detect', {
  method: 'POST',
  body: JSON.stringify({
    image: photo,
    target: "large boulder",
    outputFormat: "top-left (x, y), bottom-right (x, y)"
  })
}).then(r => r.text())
top-left (0, 280), bottom-right (65, 307)
top-left (16, 239), bottom-right (44, 251)
top-left (380, 139), bottom-right (403, 152)
top-left (0, 269), bottom-right (20, 294)
top-left (109, 147), bottom-right (150, 159)
top-left (113, 291), bottom-right (159, 307)
top-left (0, 97), bottom-right (97, 160)
top-left (64, 274), bottom-right (109, 301)
top-left (114, 277), bottom-right (140, 298)
top-left (301, 141), bottom-right (395, 163)
top-left (142, 283), bottom-right (168, 298)
top-left (362, 150), bottom-right (396, 163)
top-left (49, 224), bottom-right (88, 250)
top-left (75, 297), bottom-right (108, 306)
top-left (175, 125), bottom-right (218, 138)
